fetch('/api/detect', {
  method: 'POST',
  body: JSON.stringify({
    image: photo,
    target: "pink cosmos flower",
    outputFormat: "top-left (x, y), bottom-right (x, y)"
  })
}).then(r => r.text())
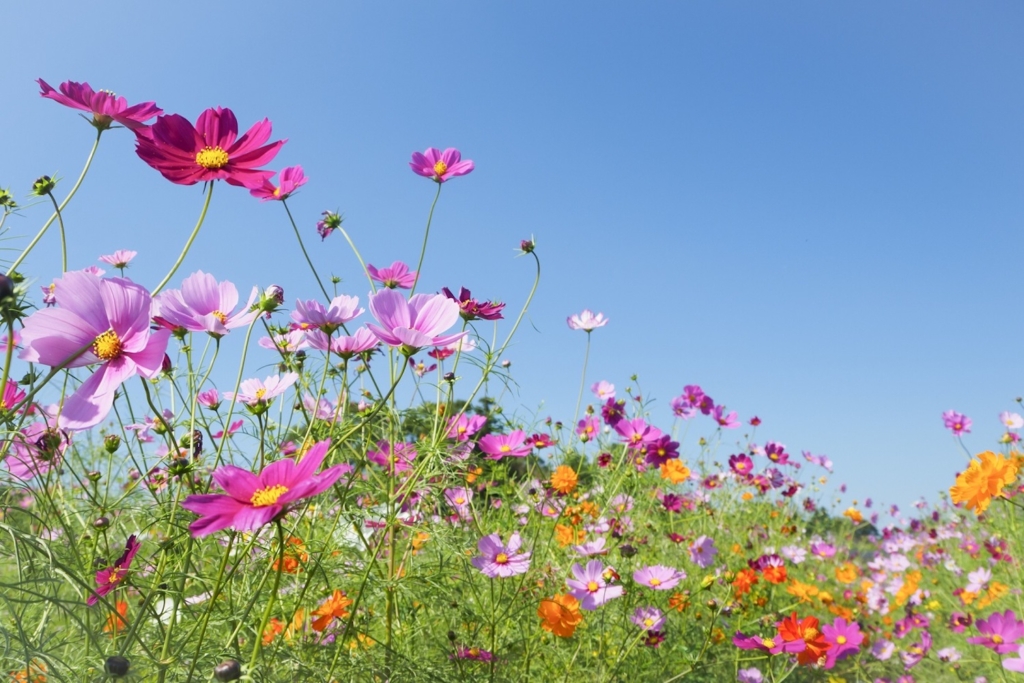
top-left (224, 373), bottom-right (298, 410)
top-left (291, 295), bottom-right (363, 335)
top-left (1001, 411), bottom-right (1024, 430)
top-left (591, 381), bottom-right (615, 400)
top-left (409, 148), bottom-right (474, 183)
top-left (441, 287), bottom-right (505, 321)
top-left (250, 165), bottom-right (307, 201)
top-left (155, 271), bottom-right (259, 338)
top-left (366, 289), bottom-right (466, 354)
top-left (445, 487), bottom-right (473, 520)
top-left (367, 440), bottom-right (418, 474)
top-left (968, 610), bottom-right (1024, 653)
top-left (576, 416), bottom-right (600, 441)
top-left (0, 379), bottom-right (26, 416)
top-left (305, 327), bottom-right (379, 359)
top-left (633, 565), bottom-right (686, 590)
top-left (711, 405), bottom-right (739, 429)
top-left (197, 389), bottom-right (220, 410)
top-left (446, 413), bottom-right (486, 442)
top-left (471, 532), bottom-right (531, 578)
top-left (259, 330), bottom-right (308, 354)
top-left (212, 419), bottom-right (244, 439)
top-left (566, 560), bottom-right (624, 610)
top-left (1004, 644), bottom-right (1024, 673)
top-left (2, 423), bottom-right (69, 480)
top-left (366, 261), bottom-right (417, 290)
top-left (478, 430), bottom-right (531, 460)
top-left (943, 410), bottom-right (972, 436)
top-left (135, 107), bottom-right (284, 189)
top-left (316, 211), bottom-right (342, 240)
top-left (99, 250), bottom-right (137, 269)
top-left (38, 79), bottom-right (161, 131)
top-left (87, 535), bottom-right (141, 606)
top-left (180, 439), bottom-right (345, 537)
top-left (631, 607), bottom-right (666, 631)
top-left (802, 450), bottom-right (834, 472)
top-left (567, 309), bottom-right (608, 331)
top-left (19, 272), bottom-right (170, 430)
top-left (688, 536), bottom-right (718, 568)
top-left (572, 538), bottom-right (608, 556)
top-left (303, 394), bottom-right (339, 422)
top-left (822, 617), bottom-right (863, 668)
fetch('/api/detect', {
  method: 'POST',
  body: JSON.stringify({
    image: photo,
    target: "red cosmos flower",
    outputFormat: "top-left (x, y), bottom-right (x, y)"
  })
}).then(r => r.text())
top-left (88, 535), bottom-right (141, 606)
top-left (38, 79), bottom-right (161, 131)
top-left (778, 613), bottom-right (831, 666)
top-left (135, 107), bottom-right (284, 189)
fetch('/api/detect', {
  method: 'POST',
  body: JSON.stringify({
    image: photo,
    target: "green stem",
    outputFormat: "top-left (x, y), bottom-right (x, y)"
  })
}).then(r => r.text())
top-left (409, 183), bottom-right (442, 295)
top-left (44, 191), bottom-right (67, 273)
top-left (337, 225), bottom-right (376, 293)
top-left (282, 199), bottom-right (330, 300)
top-left (248, 521), bottom-right (287, 674)
top-left (152, 183), bottom-right (214, 296)
top-left (8, 129), bottom-right (102, 275)
top-left (572, 331), bottom-right (592, 431)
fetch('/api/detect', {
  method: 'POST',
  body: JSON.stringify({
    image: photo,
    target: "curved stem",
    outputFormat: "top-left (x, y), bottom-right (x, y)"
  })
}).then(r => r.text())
top-left (8, 129), bottom-right (102, 275)
top-left (572, 332), bottom-right (592, 430)
top-left (44, 192), bottom-right (67, 273)
top-left (338, 225), bottom-right (376, 293)
top-left (409, 183), bottom-right (442, 295)
top-left (152, 183), bottom-right (214, 296)
top-left (282, 199), bottom-right (330, 300)
top-left (0, 319), bottom-right (15, 402)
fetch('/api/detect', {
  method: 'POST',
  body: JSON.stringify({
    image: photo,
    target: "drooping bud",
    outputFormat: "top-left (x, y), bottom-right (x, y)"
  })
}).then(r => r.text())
top-left (316, 211), bottom-right (343, 240)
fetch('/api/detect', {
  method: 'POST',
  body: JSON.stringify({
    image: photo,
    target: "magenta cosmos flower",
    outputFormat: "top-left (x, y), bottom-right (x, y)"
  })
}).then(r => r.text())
top-left (968, 610), bottom-right (1024, 653)
top-left (822, 617), bottom-right (863, 668)
top-left (567, 309), bottom-right (608, 331)
top-left (20, 272), bottom-right (170, 430)
top-left (154, 271), bottom-right (258, 337)
top-left (633, 565), bottom-right (686, 590)
top-left (366, 288), bottom-right (466, 355)
top-left (367, 262), bottom-right (417, 289)
top-left (471, 532), bottom-right (531, 578)
top-left (409, 148), bottom-right (474, 183)
top-left (442, 287), bottom-right (505, 321)
top-left (566, 560), bottom-right (624, 610)
top-left (478, 430), bottom-right (531, 460)
top-left (180, 439), bottom-right (345, 537)
top-left (135, 107), bottom-right (284, 189)
top-left (38, 79), bottom-right (161, 131)
top-left (250, 165), bottom-right (307, 201)
top-left (943, 410), bottom-right (972, 436)
top-left (87, 535), bottom-right (141, 606)
top-left (366, 440), bottom-right (417, 474)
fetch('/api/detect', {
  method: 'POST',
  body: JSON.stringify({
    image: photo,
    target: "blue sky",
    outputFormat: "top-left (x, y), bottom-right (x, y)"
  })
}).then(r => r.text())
top-left (3, 2), bottom-right (1023, 517)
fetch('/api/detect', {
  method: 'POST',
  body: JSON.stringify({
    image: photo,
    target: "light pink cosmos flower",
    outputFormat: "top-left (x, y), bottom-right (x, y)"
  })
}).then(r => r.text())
top-left (250, 165), bottom-right (307, 201)
top-left (566, 560), bottom-right (624, 610)
top-left (305, 327), bottom-right (379, 359)
top-left (19, 271), bottom-right (170, 430)
top-left (180, 439), bottom-right (345, 537)
top-left (154, 271), bottom-right (259, 337)
top-left (38, 79), bottom-right (161, 131)
top-left (224, 372), bottom-right (298, 410)
top-left (291, 295), bottom-right (363, 335)
top-left (631, 607), bottom-right (666, 631)
top-left (478, 430), bottom-right (531, 460)
top-left (87, 535), bottom-right (141, 606)
top-left (259, 330), bottom-right (308, 354)
top-left (942, 410), bottom-right (972, 436)
top-left (99, 250), bottom-right (137, 269)
top-left (688, 536), bottom-right (718, 568)
top-left (367, 261), bottom-right (417, 290)
top-left (303, 394), bottom-right (339, 422)
top-left (366, 288), bottom-right (466, 355)
top-left (3, 423), bottom-right (69, 480)
top-left (1001, 411), bottom-right (1024, 430)
top-left (572, 538), bottom-right (608, 556)
top-left (471, 532), bottom-right (531, 578)
top-left (135, 107), bottom-right (284, 189)
top-left (409, 148), bottom-right (474, 183)
top-left (633, 565), bottom-right (686, 590)
top-left (81, 265), bottom-right (106, 277)
top-left (567, 309), bottom-right (608, 331)
top-left (591, 380), bottom-right (615, 400)
top-left (445, 487), bottom-right (473, 521)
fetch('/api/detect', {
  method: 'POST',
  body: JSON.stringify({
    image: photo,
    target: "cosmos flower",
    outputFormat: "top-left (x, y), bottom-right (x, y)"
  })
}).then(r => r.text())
top-left (367, 261), bottom-right (417, 290)
top-left (537, 594), bottom-right (583, 637)
top-left (250, 165), bottom-right (307, 201)
top-left (19, 271), bottom-right (170, 430)
top-left (154, 271), bottom-right (259, 337)
top-left (478, 430), bottom-right (531, 460)
top-left (180, 439), bottom-right (345, 537)
top-left (38, 78), bottom-right (161, 131)
top-left (409, 147), bottom-right (474, 183)
top-left (567, 560), bottom-right (624, 610)
top-left (291, 295), bottom-right (363, 335)
top-left (366, 288), bottom-right (465, 354)
top-left (968, 610), bottom-right (1024, 653)
top-left (822, 617), bottom-right (863, 668)
top-left (471, 532), bottom-right (531, 578)
top-left (2, 423), bottom-right (69, 481)
top-left (950, 451), bottom-right (1020, 514)
top-left (135, 107), bottom-right (284, 188)
top-left (87, 535), bottom-right (141, 606)
top-left (943, 410), bottom-right (972, 436)
top-left (633, 565), bottom-right (686, 590)
top-left (98, 250), bottom-right (137, 269)
top-left (441, 287), bottom-right (505, 321)
top-left (688, 536), bottom-right (718, 568)
top-left (224, 373), bottom-right (299, 413)
top-left (567, 309), bottom-right (608, 331)
top-left (446, 413), bottom-right (486, 442)
top-left (305, 327), bottom-right (379, 359)
top-left (311, 590), bottom-right (352, 631)
top-left (631, 607), bottom-right (666, 631)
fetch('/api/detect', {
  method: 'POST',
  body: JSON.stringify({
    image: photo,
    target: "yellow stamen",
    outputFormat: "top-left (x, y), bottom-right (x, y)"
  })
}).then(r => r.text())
top-left (433, 160), bottom-right (448, 177)
top-left (255, 388), bottom-right (267, 400)
top-left (500, 444), bottom-right (511, 453)
top-left (836, 635), bottom-right (847, 644)
top-left (495, 552), bottom-right (509, 564)
top-left (212, 310), bottom-right (228, 325)
top-left (92, 330), bottom-right (123, 361)
top-left (649, 577), bottom-right (662, 586)
top-left (587, 581), bottom-right (599, 593)
top-left (195, 146), bottom-right (229, 169)
top-left (251, 484), bottom-right (289, 507)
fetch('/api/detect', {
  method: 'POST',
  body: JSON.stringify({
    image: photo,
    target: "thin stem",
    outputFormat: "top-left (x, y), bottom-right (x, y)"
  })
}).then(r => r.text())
top-left (572, 332), bottom-right (592, 431)
top-left (248, 521), bottom-right (287, 673)
top-left (282, 199), bottom-right (330, 300)
top-left (152, 183), bottom-right (214, 296)
top-left (338, 225), bottom-right (376, 293)
top-left (8, 129), bottom-right (102, 275)
top-left (44, 191), bottom-right (67, 273)
top-left (409, 183), bottom-right (442, 295)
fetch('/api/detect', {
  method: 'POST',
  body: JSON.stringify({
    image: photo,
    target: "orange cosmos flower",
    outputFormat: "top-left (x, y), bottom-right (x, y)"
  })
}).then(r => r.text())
top-left (550, 465), bottom-right (578, 495)
top-left (8, 659), bottom-right (46, 683)
top-left (778, 613), bottom-right (830, 666)
top-left (262, 618), bottom-right (284, 645)
top-left (660, 459), bottom-right (690, 484)
top-left (538, 594), bottom-right (583, 637)
top-left (555, 524), bottom-right (585, 547)
top-left (762, 565), bottom-right (787, 585)
top-left (272, 537), bottom-right (309, 574)
top-left (950, 450), bottom-right (1020, 514)
top-left (312, 590), bottom-right (353, 632)
top-left (103, 600), bottom-right (128, 634)
top-left (843, 507), bottom-right (863, 523)
top-left (732, 568), bottom-right (759, 596)
top-left (835, 562), bottom-right (859, 584)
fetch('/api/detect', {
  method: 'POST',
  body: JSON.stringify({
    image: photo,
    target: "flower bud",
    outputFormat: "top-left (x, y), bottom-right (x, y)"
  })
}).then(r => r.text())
top-left (92, 516), bottom-right (110, 530)
top-left (258, 285), bottom-right (285, 315)
top-left (443, 372), bottom-right (455, 382)
top-left (700, 575), bottom-right (716, 590)
top-left (86, 470), bottom-right (102, 482)
top-left (519, 238), bottom-right (535, 254)
top-left (161, 354), bottom-right (173, 374)
top-left (104, 656), bottom-right (130, 677)
top-left (31, 176), bottom-right (56, 196)
top-left (0, 188), bottom-right (15, 209)
top-left (317, 211), bottom-right (343, 240)
top-left (170, 457), bottom-right (191, 475)
top-left (0, 274), bottom-right (13, 301)
top-left (104, 434), bottom-right (121, 453)
top-left (213, 660), bottom-right (242, 682)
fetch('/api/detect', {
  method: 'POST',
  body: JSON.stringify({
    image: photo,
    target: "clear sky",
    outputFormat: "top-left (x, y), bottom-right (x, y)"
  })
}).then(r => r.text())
top-left (3, 2), bottom-right (1023, 516)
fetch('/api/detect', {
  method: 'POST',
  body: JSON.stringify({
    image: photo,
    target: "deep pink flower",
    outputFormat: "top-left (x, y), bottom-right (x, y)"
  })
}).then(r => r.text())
top-left (197, 389), bottom-right (220, 410)
top-left (367, 440), bottom-right (418, 474)
top-left (729, 453), bottom-right (754, 476)
top-left (87, 535), bottom-right (141, 606)
top-left (180, 439), bottom-right (345, 537)
top-left (441, 287), bottom-right (505, 321)
top-left (98, 250), bottom-right (137, 269)
top-left (615, 417), bottom-right (661, 449)
top-left (409, 148), bottom-right (474, 183)
top-left (19, 272), bottom-right (170, 430)
top-left (968, 610), bottom-right (1024, 653)
top-left (316, 211), bottom-right (342, 240)
top-left (446, 413), bottom-right (486, 441)
top-left (366, 261), bottom-right (417, 290)
top-left (366, 289), bottom-right (466, 355)
top-left (567, 309), bottom-right (608, 331)
top-left (135, 107), bottom-right (284, 189)
top-left (212, 419), bottom-right (244, 439)
top-left (566, 560), bottom-right (624, 610)
top-left (633, 564), bottom-right (686, 590)
top-left (733, 632), bottom-right (803, 656)
top-left (478, 430), bottom-right (531, 460)
top-left (38, 79), bottom-right (161, 131)
top-left (822, 617), bottom-right (863, 668)
top-left (576, 416), bottom-right (600, 441)
top-left (2, 423), bottom-right (69, 480)
top-left (711, 405), bottom-right (739, 429)
top-left (645, 435), bottom-right (679, 467)
top-left (471, 532), bottom-right (531, 578)
top-left (943, 410), bottom-right (972, 436)
top-left (154, 271), bottom-right (258, 337)
top-left (250, 165), bottom-right (307, 201)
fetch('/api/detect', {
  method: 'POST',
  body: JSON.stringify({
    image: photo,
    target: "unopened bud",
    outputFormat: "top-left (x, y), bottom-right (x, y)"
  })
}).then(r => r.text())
top-left (31, 175), bottom-right (56, 196)
top-left (86, 470), bottom-right (102, 482)
top-left (105, 656), bottom-right (130, 677)
top-left (519, 238), bottom-right (535, 254)
top-left (0, 188), bottom-right (15, 209)
top-left (0, 274), bottom-right (13, 301)
top-left (213, 660), bottom-right (242, 682)
top-left (443, 372), bottom-right (455, 382)
top-left (92, 516), bottom-right (110, 530)
top-left (161, 354), bottom-right (173, 374)
top-left (103, 434), bottom-right (121, 453)
top-left (258, 284), bottom-right (285, 315)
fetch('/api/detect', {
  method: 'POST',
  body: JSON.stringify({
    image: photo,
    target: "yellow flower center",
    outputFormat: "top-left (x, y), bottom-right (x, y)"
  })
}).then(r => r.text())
top-left (763, 638), bottom-right (775, 648)
top-left (500, 444), bottom-right (511, 452)
top-left (836, 635), bottom-right (847, 644)
top-left (649, 577), bottom-right (662, 586)
top-left (212, 310), bottom-right (228, 325)
top-left (495, 553), bottom-right (509, 564)
top-left (454, 497), bottom-right (465, 505)
top-left (433, 160), bottom-right (448, 176)
top-left (587, 581), bottom-right (599, 593)
top-left (457, 426), bottom-right (467, 434)
top-left (469, 647), bottom-right (480, 656)
top-left (994, 635), bottom-right (1004, 644)
top-left (196, 146), bottom-right (230, 169)
top-left (255, 388), bottom-right (267, 400)
top-left (643, 618), bottom-right (654, 627)
top-left (804, 627), bottom-right (819, 640)
top-left (273, 186), bottom-right (281, 197)
top-left (92, 330), bottom-right (123, 361)
top-left (251, 484), bottom-right (289, 507)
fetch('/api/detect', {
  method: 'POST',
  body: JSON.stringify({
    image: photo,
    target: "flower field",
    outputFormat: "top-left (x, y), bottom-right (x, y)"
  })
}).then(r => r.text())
top-left (0, 79), bottom-right (1021, 683)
